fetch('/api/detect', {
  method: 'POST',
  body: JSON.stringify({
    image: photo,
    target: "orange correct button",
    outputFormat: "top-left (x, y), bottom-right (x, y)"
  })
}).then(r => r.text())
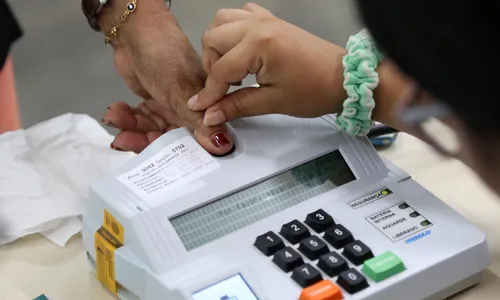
top-left (299, 280), bottom-right (343, 300)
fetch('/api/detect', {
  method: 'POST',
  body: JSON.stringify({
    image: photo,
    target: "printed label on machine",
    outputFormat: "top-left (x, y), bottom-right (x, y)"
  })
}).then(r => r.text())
top-left (116, 136), bottom-right (221, 199)
top-left (366, 202), bottom-right (433, 242)
top-left (348, 187), bottom-right (393, 209)
top-left (94, 210), bottom-right (125, 295)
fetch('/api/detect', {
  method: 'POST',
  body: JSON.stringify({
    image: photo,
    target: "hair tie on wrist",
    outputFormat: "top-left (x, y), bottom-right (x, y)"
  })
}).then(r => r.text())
top-left (336, 28), bottom-right (384, 136)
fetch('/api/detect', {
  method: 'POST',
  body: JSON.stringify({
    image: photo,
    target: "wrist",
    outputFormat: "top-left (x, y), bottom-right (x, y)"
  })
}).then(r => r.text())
top-left (98, 0), bottom-right (172, 48)
top-left (329, 47), bottom-right (348, 114)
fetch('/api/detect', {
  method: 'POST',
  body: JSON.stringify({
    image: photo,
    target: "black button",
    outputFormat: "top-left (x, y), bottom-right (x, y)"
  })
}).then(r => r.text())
top-left (254, 231), bottom-right (285, 256)
top-left (291, 264), bottom-right (323, 288)
top-left (298, 236), bottom-right (330, 260)
top-left (272, 247), bottom-right (304, 273)
top-left (399, 202), bottom-right (409, 209)
top-left (317, 252), bottom-right (349, 277)
top-left (304, 209), bottom-right (335, 233)
top-left (409, 211), bottom-right (420, 218)
top-left (336, 269), bottom-right (369, 294)
top-left (279, 220), bottom-right (311, 244)
top-left (342, 240), bottom-right (374, 265)
top-left (323, 224), bottom-right (354, 249)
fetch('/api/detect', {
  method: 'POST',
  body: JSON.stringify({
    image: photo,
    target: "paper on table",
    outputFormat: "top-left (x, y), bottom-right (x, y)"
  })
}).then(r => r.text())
top-left (0, 113), bottom-right (133, 247)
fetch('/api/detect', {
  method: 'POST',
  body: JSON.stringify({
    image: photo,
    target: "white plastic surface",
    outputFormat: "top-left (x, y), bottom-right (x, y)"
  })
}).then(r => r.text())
top-left (82, 114), bottom-right (490, 300)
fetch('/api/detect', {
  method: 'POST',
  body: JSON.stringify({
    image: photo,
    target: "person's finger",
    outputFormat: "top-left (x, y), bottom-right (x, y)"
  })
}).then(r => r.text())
top-left (193, 123), bottom-right (235, 156)
top-left (241, 2), bottom-right (274, 15)
top-left (111, 131), bottom-right (150, 153)
top-left (142, 100), bottom-right (182, 127)
top-left (204, 9), bottom-right (266, 74)
top-left (201, 41), bottom-right (221, 75)
top-left (111, 131), bottom-right (164, 153)
top-left (202, 20), bottom-right (251, 59)
top-left (146, 131), bottom-right (163, 144)
top-left (203, 86), bottom-right (280, 127)
top-left (210, 8), bottom-right (254, 28)
top-left (190, 42), bottom-right (260, 111)
top-left (201, 20), bottom-right (250, 75)
top-left (102, 102), bottom-right (161, 132)
top-left (137, 101), bottom-right (169, 131)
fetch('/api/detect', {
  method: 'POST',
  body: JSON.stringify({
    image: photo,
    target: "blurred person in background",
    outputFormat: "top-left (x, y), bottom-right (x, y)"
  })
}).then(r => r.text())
top-left (0, 0), bottom-right (22, 133)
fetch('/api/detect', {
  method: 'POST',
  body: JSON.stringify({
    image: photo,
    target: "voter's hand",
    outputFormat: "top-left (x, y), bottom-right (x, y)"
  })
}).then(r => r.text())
top-left (99, 0), bottom-right (234, 155)
top-left (188, 3), bottom-right (348, 126)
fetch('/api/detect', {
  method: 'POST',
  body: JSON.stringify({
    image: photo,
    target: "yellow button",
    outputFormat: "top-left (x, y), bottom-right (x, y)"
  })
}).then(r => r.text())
top-left (299, 280), bottom-right (343, 300)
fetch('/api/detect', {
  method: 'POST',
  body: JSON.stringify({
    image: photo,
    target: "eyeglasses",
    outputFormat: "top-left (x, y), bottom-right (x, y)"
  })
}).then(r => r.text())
top-left (395, 83), bottom-right (460, 157)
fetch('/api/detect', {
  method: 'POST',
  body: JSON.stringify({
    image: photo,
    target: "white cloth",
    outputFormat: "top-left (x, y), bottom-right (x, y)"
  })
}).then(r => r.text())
top-left (0, 113), bottom-right (132, 246)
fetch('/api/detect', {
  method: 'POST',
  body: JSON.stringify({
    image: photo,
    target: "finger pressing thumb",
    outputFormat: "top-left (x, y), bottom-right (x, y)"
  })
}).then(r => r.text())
top-left (203, 86), bottom-right (278, 126)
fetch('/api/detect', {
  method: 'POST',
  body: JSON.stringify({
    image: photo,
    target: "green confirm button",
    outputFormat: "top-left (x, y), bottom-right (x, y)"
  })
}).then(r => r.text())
top-left (362, 251), bottom-right (406, 282)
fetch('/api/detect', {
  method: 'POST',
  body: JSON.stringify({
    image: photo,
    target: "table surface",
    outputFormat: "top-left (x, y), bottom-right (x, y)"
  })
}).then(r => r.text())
top-left (1, 132), bottom-right (500, 300)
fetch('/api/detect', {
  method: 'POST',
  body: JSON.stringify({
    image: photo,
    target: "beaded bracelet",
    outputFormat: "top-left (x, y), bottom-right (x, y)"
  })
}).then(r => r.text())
top-left (335, 29), bottom-right (384, 136)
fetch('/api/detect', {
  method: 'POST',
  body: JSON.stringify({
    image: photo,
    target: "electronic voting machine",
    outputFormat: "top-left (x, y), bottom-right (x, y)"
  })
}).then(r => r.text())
top-left (83, 114), bottom-right (490, 300)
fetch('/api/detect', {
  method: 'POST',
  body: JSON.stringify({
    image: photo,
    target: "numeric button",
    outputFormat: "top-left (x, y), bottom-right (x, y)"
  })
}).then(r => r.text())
top-left (342, 240), bottom-right (374, 265)
top-left (280, 220), bottom-right (311, 244)
top-left (317, 252), bottom-right (349, 277)
top-left (336, 269), bottom-right (369, 294)
top-left (254, 231), bottom-right (285, 256)
top-left (272, 247), bottom-right (304, 272)
top-left (292, 264), bottom-right (323, 288)
top-left (253, 231), bottom-right (285, 256)
top-left (298, 236), bottom-right (330, 260)
top-left (305, 209), bottom-right (335, 233)
top-left (323, 224), bottom-right (354, 249)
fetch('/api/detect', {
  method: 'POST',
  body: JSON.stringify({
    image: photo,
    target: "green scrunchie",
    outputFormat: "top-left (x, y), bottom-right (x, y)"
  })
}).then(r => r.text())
top-left (336, 29), bottom-right (384, 136)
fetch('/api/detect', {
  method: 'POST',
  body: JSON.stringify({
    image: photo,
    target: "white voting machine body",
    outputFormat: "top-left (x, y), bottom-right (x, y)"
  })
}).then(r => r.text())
top-left (82, 114), bottom-right (490, 300)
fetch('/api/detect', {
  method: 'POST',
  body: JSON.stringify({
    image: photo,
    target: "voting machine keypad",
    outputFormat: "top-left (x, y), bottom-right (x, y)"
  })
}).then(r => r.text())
top-left (254, 208), bottom-right (406, 297)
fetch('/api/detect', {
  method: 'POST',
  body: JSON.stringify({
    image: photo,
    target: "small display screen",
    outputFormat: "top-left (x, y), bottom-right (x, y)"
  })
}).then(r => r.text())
top-left (192, 274), bottom-right (259, 300)
top-left (170, 150), bottom-right (356, 251)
